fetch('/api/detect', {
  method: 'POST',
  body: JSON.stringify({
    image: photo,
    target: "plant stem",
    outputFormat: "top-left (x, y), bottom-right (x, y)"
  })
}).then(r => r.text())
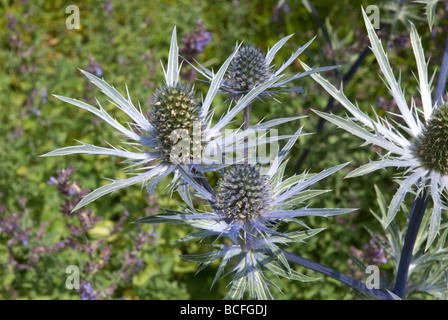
top-left (243, 103), bottom-right (252, 164)
top-left (243, 103), bottom-right (252, 131)
top-left (434, 33), bottom-right (448, 109)
top-left (282, 249), bottom-right (393, 300)
top-left (197, 174), bottom-right (215, 197)
top-left (393, 189), bottom-right (429, 298)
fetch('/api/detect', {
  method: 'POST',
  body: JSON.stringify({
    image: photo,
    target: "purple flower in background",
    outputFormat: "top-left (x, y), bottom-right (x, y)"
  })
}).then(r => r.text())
top-left (46, 166), bottom-right (79, 198)
top-left (7, 14), bottom-right (18, 31)
top-left (272, 1), bottom-right (290, 23)
top-left (93, 65), bottom-right (103, 77)
top-left (41, 88), bottom-right (48, 104)
top-left (377, 96), bottom-right (396, 112)
top-left (363, 235), bottom-right (389, 265)
top-left (105, 1), bottom-right (112, 12)
top-left (47, 176), bottom-right (58, 185)
top-left (387, 33), bottom-right (409, 51)
top-left (9, 125), bottom-right (23, 139)
top-left (348, 234), bottom-right (390, 281)
top-left (179, 20), bottom-right (212, 82)
top-left (32, 108), bottom-right (41, 116)
top-left (86, 55), bottom-right (103, 77)
top-left (79, 280), bottom-right (99, 300)
top-left (7, 16), bottom-right (23, 48)
top-left (2, 163), bottom-right (153, 299)
top-left (180, 19), bottom-right (211, 58)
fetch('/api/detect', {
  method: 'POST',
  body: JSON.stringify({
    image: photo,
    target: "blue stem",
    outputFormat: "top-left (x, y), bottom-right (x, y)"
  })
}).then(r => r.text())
top-left (282, 250), bottom-right (393, 300)
top-left (434, 33), bottom-right (448, 108)
top-left (393, 32), bottom-right (448, 298)
top-left (393, 190), bottom-right (429, 298)
top-left (243, 103), bottom-right (252, 164)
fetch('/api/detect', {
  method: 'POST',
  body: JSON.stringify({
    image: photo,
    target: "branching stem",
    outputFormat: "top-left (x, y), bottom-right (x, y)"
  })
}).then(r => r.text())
top-left (282, 250), bottom-right (394, 300)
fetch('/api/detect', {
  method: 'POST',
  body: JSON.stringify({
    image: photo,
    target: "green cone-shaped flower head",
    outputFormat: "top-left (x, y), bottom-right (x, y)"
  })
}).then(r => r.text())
top-left (415, 103), bottom-right (448, 175)
top-left (150, 83), bottom-right (204, 162)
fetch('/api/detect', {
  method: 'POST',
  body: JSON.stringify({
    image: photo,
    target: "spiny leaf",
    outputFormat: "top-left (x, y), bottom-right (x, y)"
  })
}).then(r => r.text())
top-left (415, 0), bottom-right (441, 31)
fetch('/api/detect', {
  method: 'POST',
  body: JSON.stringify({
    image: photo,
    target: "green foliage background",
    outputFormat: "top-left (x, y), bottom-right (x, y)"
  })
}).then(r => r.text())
top-left (1, 0), bottom-right (447, 300)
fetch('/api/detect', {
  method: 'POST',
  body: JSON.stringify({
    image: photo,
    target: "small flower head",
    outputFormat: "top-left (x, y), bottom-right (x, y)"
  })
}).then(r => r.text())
top-left (223, 45), bottom-right (273, 93)
top-left (414, 103), bottom-right (448, 175)
top-left (215, 164), bottom-right (274, 225)
top-left (188, 35), bottom-right (336, 101)
top-left (150, 83), bottom-right (204, 161)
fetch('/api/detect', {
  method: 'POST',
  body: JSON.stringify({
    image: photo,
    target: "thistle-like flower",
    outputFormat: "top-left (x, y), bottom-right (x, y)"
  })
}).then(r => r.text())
top-left (303, 8), bottom-right (447, 249)
top-left (222, 44), bottom-right (274, 95)
top-left (42, 27), bottom-right (297, 212)
top-left (188, 35), bottom-right (335, 100)
top-left (137, 133), bottom-right (352, 299)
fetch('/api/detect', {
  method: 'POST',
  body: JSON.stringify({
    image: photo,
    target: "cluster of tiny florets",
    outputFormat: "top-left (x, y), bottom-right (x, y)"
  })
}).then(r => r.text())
top-left (414, 103), bottom-right (448, 175)
top-left (149, 84), bottom-right (204, 162)
top-left (215, 165), bottom-right (274, 223)
top-left (223, 45), bottom-right (273, 93)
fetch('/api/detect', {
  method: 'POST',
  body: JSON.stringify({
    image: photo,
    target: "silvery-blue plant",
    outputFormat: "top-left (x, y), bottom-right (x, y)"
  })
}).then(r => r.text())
top-left (42, 27), bottom-right (299, 212)
top-left (303, 9), bottom-right (447, 250)
top-left (136, 133), bottom-right (353, 299)
top-left (43, 11), bottom-right (448, 300)
top-left (301, 7), bottom-right (448, 299)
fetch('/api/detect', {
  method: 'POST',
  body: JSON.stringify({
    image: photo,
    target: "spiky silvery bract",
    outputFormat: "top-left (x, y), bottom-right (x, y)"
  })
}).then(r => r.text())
top-left (150, 83), bottom-right (205, 162)
top-left (137, 133), bottom-right (353, 299)
top-left (414, 103), bottom-right (448, 175)
top-left (42, 27), bottom-right (300, 212)
top-left (365, 186), bottom-right (448, 299)
top-left (304, 8), bottom-right (448, 249)
top-left (223, 45), bottom-right (273, 93)
top-left (215, 164), bottom-right (274, 224)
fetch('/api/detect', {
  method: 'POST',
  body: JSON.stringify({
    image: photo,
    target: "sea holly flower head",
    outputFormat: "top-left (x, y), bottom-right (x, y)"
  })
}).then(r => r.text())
top-left (149, 83), bottom-right (205, 162)
top-left (215, 164), bottom-right (275, 232)
top-left (414, 102), bottom-right (448, 175)
top-left (303, 7), bottom-right (448, 249)
top-left (42, 27), bottom-right (298, 212)
top-left (137, 133), bottom-right (353, 299)
top-left (188, 34), bottom-right (336, 101)
top-left (223, 44), bottom-right (274, 94)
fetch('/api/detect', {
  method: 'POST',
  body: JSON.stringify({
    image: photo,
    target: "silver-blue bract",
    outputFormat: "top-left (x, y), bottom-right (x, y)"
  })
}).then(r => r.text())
top-left (43, 27), bottom-right (300, 212)
top-left (304, 8), bottom-right (448, 250)
top-left (187, 34), bottom-right (336, 101)
top-left (137, 133), bottom-right (352, 299)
